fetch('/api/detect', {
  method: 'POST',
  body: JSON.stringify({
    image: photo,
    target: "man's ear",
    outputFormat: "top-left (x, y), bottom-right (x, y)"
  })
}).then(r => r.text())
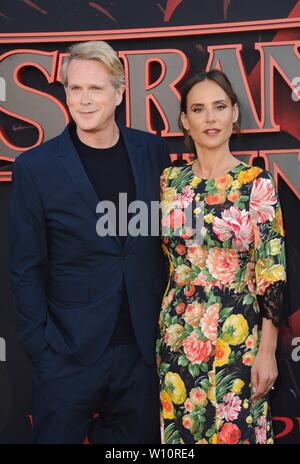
top-left (64, 85), bottom-right (69, 102)
top-left (116, 85), bottom-right (125, 106)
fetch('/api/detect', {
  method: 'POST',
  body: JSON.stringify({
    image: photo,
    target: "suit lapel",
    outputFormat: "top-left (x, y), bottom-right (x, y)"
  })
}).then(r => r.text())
top-left (120, 126), bottom-right (143, 203)
top-left (120, 126), bottom-right (144, 249)
top-left (56, 125), bottom-right (122, 248)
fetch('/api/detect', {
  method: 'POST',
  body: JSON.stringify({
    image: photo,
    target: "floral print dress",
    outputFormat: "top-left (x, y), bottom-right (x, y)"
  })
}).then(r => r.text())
top-left (157, 161), bottom-right (286, 444)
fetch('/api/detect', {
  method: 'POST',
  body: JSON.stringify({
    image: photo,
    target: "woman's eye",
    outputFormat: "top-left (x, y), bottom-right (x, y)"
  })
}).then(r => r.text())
top-left (193, 107), bottom-right (203, 113)
top-left (217, 105), bottom-right (226, 110)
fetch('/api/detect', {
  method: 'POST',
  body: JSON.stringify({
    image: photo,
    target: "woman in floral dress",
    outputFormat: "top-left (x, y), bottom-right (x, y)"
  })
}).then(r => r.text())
top-left (157, 70), bottom-right (286, 444)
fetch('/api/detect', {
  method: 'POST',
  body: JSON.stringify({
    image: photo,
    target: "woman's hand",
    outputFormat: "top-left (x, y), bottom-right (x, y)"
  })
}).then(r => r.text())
top-left (251, 349), bottom-right (278, 402)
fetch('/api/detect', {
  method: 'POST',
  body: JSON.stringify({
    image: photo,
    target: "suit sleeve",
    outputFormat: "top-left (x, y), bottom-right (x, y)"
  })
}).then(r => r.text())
top-left (160, 137), bottom-right (171, 172)
top-left (10, 157), bottom-right (49, 359)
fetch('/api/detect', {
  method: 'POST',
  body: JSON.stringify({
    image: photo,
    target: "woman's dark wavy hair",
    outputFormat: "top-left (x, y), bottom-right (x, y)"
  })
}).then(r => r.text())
top-left (178, 69), bottom-right (240, 154)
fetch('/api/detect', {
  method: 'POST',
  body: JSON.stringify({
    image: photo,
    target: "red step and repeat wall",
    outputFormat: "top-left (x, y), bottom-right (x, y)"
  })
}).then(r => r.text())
top-left (0, 0), bottom-right (300, 443)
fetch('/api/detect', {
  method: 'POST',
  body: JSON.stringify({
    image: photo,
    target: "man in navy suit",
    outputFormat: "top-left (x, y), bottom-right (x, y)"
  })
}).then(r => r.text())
top-left (10, 41), bottom-right (170, 444)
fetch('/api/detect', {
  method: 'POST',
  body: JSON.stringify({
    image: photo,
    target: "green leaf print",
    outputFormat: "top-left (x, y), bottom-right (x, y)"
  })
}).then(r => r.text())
top-left (190, 418), bottom-right (204, 435)
top-left (188, 363), bottom-right (200, 378)
top-left (251, 398), bottom-right (267, 423)
top-left (201, 363), bottom-right (209, 372)
top-left (164, 423), bottom-right (181, 444)
top-left (239, 195), bottom-right (250, 203)
top-left (243, 293), bottom-right (255, 305)
top-left (194, 329), bottom-right (207, 341)
top-left (216, 370), bottom-right (236, 402)
top-left (164, 313), bottom-right (172, 327)
top-left (206, 423), bottom-right (217, 438)
top-left (195, 407), bottom-right (207, 416)
top-left (219, 307), bottom-right (234, 323)
top-left (191, 265), bottom-right (201, 273)
top-left (223, 239), bottom-right (232, 248)
top-left (182, 325), bottom-right (194, 338)
top-left (235, 200), bottom-right (246, 210)
top-left (159, 363), bottom-right (171, 375)
top-left (199, 378), bottom-right (211, 391)
top-left (178, 355), bottom-right (189, 367)
top-left (169, 167), bottom-right (194, 191)
top-left (205, 179), bottom-right (216, 190)
top-left (189, 272), bottom-right (200, 280)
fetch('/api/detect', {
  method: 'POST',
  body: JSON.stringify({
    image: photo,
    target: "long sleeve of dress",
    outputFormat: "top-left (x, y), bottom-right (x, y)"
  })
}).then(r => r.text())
top-left (249, 170), bottom-right (287, 327)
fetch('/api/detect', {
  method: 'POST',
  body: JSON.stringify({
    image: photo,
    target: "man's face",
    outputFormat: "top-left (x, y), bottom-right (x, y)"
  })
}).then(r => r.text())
top-left (65, 58), bottom-right (124, 134)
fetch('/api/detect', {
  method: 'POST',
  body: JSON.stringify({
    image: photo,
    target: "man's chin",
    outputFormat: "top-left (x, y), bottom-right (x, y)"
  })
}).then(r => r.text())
top-left (76, 122), bottom-right (100, 133)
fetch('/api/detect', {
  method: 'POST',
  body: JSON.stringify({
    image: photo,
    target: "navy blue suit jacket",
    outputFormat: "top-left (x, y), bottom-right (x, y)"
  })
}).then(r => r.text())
top-left (10, 125), bottom-right (170, 365)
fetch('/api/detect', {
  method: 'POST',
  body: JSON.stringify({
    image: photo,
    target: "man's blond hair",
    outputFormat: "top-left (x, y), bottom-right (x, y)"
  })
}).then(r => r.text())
top-left (61, 40), bottom-right (125, 89)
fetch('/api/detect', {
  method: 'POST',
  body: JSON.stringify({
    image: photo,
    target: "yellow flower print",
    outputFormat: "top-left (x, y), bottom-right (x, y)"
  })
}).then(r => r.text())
top-left (208, 370), bottom-right (215, 386)
top-left (207, 369), bottom-right (216, 403)
top-left (273, 207), bottom-right (284, 236)
top-left (163, 187), bottom-right (177, 203)
top-left (168, 167), bottom-right (182, 179)
top-left (268, 238), bottom-right (281, 256)
top-left (222, 314), bottom-right (249, 345)
top-left (243, 399), bottom-right (250, 409)
top-left (165, 372), bottom-right (187, 404)
top-left (263, 264), bottom-right (286, 284)
top-left (191, 177), bottom-right (201, 189)
top-left (237, 166), bottom-right (262, 185)
top-left (246, 415), bottom-right (253, 424)
top-left (210, 434), bottom-right (218, 444)
top-left (160, 391), bottom-right (175, 420)
top-left (214, 339), bottom-right (231, 367)
top-left (232, 379), bottom-right (245, 394)
top-left (204, 213), bottom-right (215, 224)
top-left (231, 179), bottom-right (241, 190)
top-left (161, 243), bottom-right (174, 275)
top-left (207, 387), bottom-right (215, 403)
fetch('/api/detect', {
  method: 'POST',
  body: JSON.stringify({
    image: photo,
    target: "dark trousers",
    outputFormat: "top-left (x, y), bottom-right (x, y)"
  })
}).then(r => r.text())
top-left (31, 343), bottom-right (160, 444)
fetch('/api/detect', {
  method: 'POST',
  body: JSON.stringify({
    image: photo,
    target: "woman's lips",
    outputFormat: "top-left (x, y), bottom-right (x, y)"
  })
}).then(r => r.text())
top-left (203, 129), bottom-right (221, 135)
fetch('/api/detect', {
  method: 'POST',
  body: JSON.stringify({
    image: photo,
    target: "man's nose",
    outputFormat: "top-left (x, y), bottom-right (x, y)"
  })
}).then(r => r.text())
top-left (80, 90), bottom-right (92, 104)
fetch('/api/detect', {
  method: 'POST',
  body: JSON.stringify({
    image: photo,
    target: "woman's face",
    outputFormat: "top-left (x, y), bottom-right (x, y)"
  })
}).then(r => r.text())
top-left (180, 79), bottom-right (238, 151)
